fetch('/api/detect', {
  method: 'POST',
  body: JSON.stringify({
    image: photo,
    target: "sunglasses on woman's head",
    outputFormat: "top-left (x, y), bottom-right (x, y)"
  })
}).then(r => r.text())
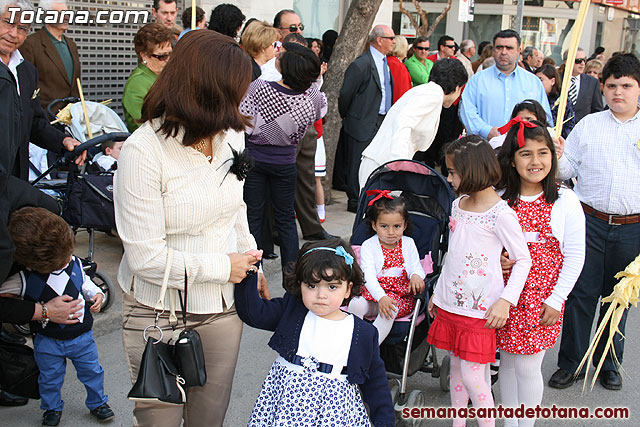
top-left (150, 53), bottom-right (171, 61)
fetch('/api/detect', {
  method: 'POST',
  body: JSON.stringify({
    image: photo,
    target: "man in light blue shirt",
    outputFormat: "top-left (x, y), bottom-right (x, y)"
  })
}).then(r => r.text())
top-left (459, 29), bottom-right (552, 139)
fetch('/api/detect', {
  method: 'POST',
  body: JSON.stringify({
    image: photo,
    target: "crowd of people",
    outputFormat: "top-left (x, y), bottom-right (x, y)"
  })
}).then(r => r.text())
top-left (1, 0), bottom-right (639, 426)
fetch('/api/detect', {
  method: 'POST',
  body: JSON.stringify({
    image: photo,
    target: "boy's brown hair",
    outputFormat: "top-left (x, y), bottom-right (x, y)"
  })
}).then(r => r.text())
top-left (8, 207), bottom-right (74, 274)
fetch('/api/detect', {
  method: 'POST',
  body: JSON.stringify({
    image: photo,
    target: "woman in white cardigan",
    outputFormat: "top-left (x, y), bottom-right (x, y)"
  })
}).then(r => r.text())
top-left (358, 59), bottom-right (468, 188)
top-left (114, 31), bottom-right (266, 427)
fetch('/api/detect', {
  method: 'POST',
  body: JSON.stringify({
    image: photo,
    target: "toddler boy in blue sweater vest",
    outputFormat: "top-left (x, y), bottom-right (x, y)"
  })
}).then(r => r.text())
top-left (1, 207), bottom-right (114, 426)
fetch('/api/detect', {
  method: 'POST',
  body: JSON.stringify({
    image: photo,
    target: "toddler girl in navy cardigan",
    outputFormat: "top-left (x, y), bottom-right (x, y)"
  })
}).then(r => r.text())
top-left (234, 239), bottom-right (394, 427)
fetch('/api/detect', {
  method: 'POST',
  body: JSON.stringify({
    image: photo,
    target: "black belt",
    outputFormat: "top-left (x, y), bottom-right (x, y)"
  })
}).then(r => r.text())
top-left (291, 355), bottom-right (348, 375)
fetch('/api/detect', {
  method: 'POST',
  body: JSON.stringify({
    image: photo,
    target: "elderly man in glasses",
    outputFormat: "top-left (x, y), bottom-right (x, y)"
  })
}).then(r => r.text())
top-left (19, 0), bottom-right (80, 112)
top-left (336, 25), bottom-right (395, 213)
top-left (0, 0), bottom-right (83, 182)
top-left (562, 47), bottom-right (604, 123)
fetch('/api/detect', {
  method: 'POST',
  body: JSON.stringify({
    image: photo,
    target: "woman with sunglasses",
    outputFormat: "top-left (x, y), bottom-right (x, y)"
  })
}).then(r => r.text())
top-left (122, 23), bottom-right (173, 132)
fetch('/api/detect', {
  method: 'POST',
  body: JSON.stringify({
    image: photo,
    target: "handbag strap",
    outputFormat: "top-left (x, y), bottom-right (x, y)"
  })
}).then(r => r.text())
top-left (178, 270), bottom-right (188, 327)
top-left (154, 248), bottom-right (174, 313)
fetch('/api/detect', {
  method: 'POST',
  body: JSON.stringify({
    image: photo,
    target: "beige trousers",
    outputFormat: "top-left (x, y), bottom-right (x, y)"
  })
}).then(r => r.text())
top-left (122, 292), bottom-right (243, 427)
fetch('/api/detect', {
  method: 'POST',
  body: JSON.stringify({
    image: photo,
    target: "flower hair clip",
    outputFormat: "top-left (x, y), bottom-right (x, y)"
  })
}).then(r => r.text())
top-left (302, 245), bottom-right (354, 271)
top-left (365, 189), bottom-right (393, 206)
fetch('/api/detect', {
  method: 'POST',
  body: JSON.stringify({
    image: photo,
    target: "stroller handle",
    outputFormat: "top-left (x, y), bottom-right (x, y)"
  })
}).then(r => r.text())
top-left (62, 132), bottom-right (130, 164)
top-left (31, 132), bottom-right (131, 186)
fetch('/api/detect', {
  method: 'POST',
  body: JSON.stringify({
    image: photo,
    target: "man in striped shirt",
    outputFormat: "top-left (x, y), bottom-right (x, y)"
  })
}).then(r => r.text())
top-left (550, 53), bottom-right (640, 391)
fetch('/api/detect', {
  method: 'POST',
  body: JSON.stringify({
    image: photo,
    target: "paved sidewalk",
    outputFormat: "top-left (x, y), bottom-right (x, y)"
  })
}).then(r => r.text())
top-left (3, 190), bottom-right (639, 426)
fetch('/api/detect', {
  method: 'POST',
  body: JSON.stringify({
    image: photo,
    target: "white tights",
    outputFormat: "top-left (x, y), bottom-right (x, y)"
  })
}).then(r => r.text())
top-left (499, 350), bottom-right (546, 427)
top-left (347, 296), bottom-right (397, 344)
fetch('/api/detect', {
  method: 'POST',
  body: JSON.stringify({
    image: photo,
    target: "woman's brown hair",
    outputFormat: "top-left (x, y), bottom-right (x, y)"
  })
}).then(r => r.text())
top-left (444, 135), bottom-right (501, 195)
top-left (535, 64), bottom-right (561, 98)
top-left (133, 23), bottom-right (174, 61)
top-left (141, 30), bottom-right (252, 147)
top-left (8, 207), bottom-right (74, 274)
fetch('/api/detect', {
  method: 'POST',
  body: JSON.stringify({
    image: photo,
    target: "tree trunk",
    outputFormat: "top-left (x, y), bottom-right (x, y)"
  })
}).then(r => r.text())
top-left (321, 0), bottom-right (383, 202)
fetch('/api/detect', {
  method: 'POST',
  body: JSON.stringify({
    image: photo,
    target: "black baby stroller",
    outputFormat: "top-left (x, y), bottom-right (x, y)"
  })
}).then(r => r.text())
top-left (350, 160), bottom-right (455, 423)
top-left (30, 133), bottom-right (129, 314)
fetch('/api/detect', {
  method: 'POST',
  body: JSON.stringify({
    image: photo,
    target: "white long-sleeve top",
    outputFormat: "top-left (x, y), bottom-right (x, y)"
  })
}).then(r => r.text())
top-left (557, 108), bottom-right (640, 215)
top-left (360, 235), bottom-right (426, 302)
top-left (516, 188), bottom-right (586, 311)
top-left (360, 82), bottom-right (443, 174)
top-left (433, 197), bottom-right (532, 318)
top-left (114, 121), bottom-right (257, 314)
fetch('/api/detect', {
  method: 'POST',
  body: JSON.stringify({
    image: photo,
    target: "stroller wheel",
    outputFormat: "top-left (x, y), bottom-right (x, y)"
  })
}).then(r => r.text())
top-left (388, 378), bottom-right (401, 405)
top-left (440, 354), bottom-right (450, 392)
top-left (91, 271), bottom-right (115, 312)
top-left (396, 390), bottom-right (425, 426)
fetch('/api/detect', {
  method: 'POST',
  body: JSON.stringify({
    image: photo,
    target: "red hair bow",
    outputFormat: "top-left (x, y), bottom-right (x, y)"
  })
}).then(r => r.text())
top-left (366, 189), bottom-right (393, 206)
top-left (497, 116), bottom-right (537, 148)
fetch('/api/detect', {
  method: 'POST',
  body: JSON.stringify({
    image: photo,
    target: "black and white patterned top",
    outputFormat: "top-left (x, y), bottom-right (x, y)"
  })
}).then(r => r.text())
top-left (240, 79), bottom-right (327, 164)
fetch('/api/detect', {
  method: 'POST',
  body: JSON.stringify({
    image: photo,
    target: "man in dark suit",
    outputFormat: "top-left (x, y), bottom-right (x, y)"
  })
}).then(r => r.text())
top-left (564, 47), bottom-right (604, 123)
top-left (1, 23), bottom-right (82, 408)
top-left (0, 1), bottom-right (82, 182)
top-left (20, 0), bottom-right (81, 112)
top-left (337, 25), bottom-right (395, 212)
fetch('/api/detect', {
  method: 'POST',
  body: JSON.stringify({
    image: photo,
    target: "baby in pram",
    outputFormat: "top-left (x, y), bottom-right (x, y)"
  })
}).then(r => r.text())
top-left (92, 140), bottom-right (123, 171)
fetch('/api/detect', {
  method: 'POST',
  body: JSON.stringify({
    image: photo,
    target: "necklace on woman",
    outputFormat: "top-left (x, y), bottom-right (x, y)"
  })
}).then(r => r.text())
top-left (193, 138), bottom-right (212, 162)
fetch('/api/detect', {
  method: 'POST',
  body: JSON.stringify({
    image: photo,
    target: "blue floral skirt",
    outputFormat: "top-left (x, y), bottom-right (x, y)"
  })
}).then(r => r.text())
top-left (248, 359), bottom-right (371, 426)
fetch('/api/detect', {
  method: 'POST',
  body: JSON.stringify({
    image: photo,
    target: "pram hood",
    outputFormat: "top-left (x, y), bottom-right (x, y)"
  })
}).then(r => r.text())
top-left (69, 102), bottom-right (128, 142)
top-left (351, 160), bottom-right (455, 263)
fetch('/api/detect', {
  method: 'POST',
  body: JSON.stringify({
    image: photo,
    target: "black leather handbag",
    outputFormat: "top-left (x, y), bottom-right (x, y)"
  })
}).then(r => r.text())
top-left (127, 336), bottom-right (186, 405)
top-left (127, 249), bottom-right (206, 405)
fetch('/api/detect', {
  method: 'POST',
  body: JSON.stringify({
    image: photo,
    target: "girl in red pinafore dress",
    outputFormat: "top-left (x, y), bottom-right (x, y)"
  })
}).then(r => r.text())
top-left (348, 192), bottom-right (426, 344)
top-left (496, 119), bottom-right (585, 427)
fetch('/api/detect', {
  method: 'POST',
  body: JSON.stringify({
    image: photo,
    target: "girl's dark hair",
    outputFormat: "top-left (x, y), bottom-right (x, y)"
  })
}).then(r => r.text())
top-left (141, 30), bottom-right (251, 148)
top-left (535, 64), bottom-right (561, 98)
top-left (444, 135), bottom-right (501, 194)
top-left (365, 195), bottom-right (410, 233)
top-left (497, 119), bottom-right (559, 207)
top-left (208, 3), bottom-right (245, 38)
top-left (284, 239), bottom-right (364, 304)
top-left (280, 42), bottom-right (321, 92)
top-left (510, 99), bottom-right (549, 127)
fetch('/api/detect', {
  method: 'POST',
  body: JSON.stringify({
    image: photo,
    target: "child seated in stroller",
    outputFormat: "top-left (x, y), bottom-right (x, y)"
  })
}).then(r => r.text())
top-left (0, 207), bottom-right (114, 426)
top-left (348, 191), bottom-right (426, 344)
top-left (92, 140), bottom-right (123, 171)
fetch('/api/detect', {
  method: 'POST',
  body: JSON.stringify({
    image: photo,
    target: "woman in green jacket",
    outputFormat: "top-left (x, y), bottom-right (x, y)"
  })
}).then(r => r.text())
top-left (122, 23), bottom-right (173, 132)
